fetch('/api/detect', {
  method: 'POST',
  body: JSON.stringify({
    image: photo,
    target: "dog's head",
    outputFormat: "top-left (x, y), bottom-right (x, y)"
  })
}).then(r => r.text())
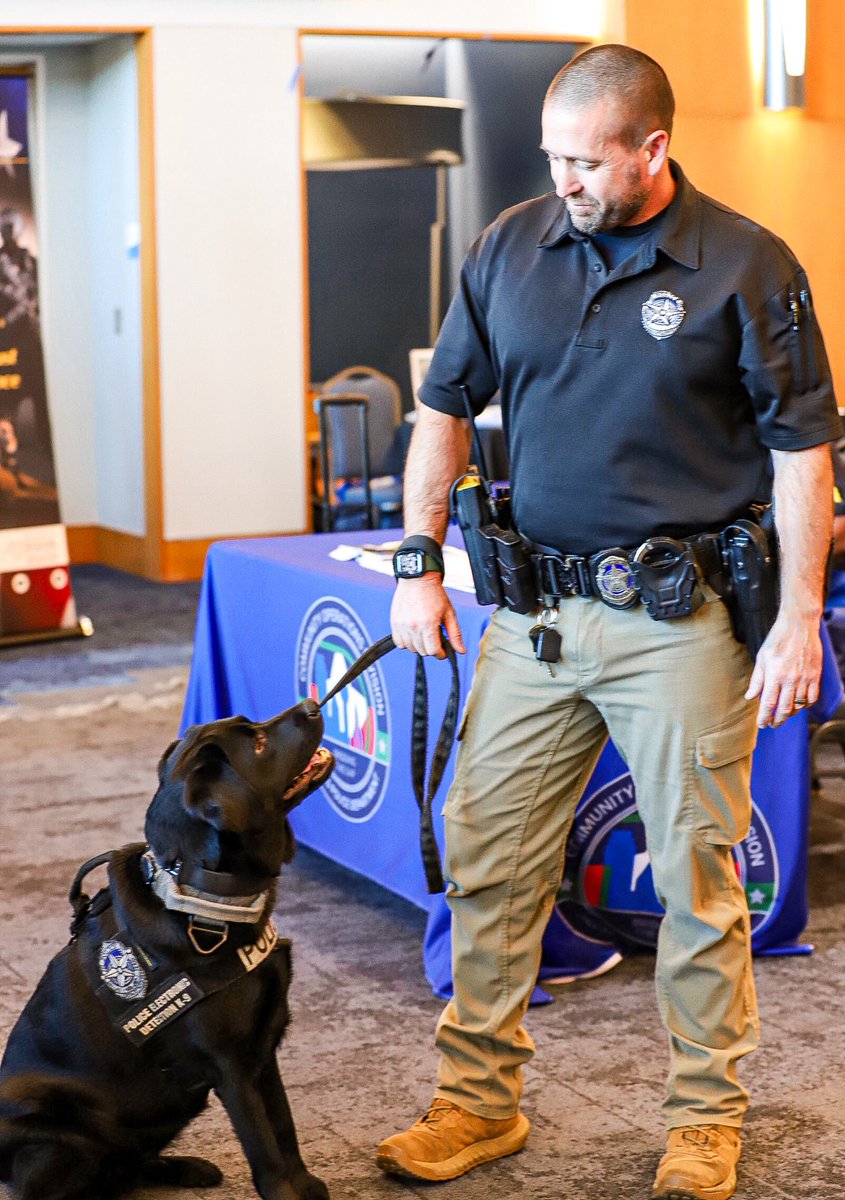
top-left (144, 699), bottom-right (335, 881)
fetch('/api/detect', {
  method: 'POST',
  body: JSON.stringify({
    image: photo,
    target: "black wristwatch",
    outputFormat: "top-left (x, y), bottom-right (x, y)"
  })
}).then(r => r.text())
top-left (392, 535), bottom-right (445, 580)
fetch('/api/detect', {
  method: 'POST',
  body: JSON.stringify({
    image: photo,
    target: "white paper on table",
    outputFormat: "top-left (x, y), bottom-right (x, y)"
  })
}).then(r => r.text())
top-left (329, 540), bottom-right (477, 593)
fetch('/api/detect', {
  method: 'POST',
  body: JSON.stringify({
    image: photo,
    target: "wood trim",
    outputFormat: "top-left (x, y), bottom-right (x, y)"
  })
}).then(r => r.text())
top-left (0, 26), bottom-right (147, 34)
top-left (135, 28), bottom-right (164, 580)
top-left (297, 32), bottom-right (316, 532)
top-left (65, 525), bottom-right (98, 563)
top-left (297, 29), bottom-right (592, 43)
top-left (66, 526), bottom-right (147, 576)
top-left (159, 533), bottom-right (303, 583)
top-left (66, 526), bottom-right (305, 583)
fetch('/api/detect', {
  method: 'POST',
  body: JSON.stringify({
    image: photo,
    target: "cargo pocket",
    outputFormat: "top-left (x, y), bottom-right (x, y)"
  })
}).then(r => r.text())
top-left (692, 717), bottom-right (758, 845)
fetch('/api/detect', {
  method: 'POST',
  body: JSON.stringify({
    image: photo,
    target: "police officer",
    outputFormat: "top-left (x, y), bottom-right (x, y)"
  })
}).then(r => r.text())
top-left (378, 44), bottom-right (840, 1200)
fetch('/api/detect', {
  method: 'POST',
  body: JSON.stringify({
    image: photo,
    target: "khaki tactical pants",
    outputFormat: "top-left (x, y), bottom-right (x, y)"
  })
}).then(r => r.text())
top-left (434, 592), bottom-right (760, 1129)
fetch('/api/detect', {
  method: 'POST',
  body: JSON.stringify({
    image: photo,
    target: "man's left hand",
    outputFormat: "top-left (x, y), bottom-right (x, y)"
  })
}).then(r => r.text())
top-left (745, 610), bottom-right (823, 727)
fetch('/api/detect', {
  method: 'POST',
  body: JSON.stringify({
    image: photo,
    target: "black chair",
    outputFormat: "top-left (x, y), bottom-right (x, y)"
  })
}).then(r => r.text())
top-left (312, 392), bottom-right (403, 532)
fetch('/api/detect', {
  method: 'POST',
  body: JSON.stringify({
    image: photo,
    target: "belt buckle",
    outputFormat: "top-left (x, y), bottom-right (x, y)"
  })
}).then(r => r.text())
top-left (564, 555), bottom-right (592, 598)
top-left (539, 554), bottom-right (570, 598)
top-left (589, 548), bottom-right (639, 609)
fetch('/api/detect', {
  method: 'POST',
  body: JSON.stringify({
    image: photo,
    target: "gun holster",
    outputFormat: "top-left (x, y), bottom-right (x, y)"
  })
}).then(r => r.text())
top-left (450, 474), bottom-right (536, 613)
top-left (720, 517), bottom-right (779, 659)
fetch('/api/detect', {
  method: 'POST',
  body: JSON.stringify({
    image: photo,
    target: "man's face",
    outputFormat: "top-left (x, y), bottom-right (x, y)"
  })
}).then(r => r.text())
top-left (540, 99), bottom-right (652, 234)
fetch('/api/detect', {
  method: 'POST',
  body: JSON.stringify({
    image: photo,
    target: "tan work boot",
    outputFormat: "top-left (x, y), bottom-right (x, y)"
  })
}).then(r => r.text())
top-left (376, 1098), bottom-right (530, 1181)
top-left (652, 1125), bottom-right (742, 1200)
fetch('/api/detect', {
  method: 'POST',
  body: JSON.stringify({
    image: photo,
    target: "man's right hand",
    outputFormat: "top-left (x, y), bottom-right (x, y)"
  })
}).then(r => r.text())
top-left (390, 576), bottom-right (466, 658)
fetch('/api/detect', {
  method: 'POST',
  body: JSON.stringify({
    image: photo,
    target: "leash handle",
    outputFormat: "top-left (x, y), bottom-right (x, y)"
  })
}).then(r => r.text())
top-left (317, 632), bottom-right (459, 894)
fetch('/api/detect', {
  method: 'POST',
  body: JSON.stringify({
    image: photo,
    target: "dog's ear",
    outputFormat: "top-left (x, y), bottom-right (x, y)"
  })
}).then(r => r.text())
top-left (168, 731), bottom-right (221, 782)
top-left (157, 739), bottom-right (181, 781)
top-left (181, 756), bottom-right (253, 833)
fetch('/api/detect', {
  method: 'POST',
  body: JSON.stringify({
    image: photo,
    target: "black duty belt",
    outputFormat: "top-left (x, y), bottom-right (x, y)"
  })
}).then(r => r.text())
top-left (528, 531), bottom-right (728, 611)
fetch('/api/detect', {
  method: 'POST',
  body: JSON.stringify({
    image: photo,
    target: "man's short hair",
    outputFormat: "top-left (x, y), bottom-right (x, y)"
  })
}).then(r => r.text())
top-left (545, 44), bottom-right (675, 148)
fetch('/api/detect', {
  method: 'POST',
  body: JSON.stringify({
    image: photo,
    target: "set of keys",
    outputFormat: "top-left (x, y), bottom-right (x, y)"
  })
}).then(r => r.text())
top-left (529, 607), bottom-right (561, 674)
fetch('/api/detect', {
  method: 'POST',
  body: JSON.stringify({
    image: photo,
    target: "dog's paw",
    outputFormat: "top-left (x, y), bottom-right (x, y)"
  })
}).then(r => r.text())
top-left (140, 1154), bottom-right (224, 1187)
top-left (293, 1170), bottom-right (330, 1200)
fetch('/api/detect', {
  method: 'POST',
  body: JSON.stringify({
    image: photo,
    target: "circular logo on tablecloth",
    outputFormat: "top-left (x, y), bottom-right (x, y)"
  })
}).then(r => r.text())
top-left (295, 596), bottom-right (390, 823)
top-left (558, 772), bottom-right (779, 946)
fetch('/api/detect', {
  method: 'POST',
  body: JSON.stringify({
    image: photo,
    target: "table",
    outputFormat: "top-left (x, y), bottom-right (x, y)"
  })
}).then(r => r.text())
top-left (182, 531), bottom-right (843, 999)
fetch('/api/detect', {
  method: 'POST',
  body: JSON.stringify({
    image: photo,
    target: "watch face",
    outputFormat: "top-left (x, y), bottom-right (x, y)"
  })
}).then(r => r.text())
top-left (395, 549), bottom-right (425, 577)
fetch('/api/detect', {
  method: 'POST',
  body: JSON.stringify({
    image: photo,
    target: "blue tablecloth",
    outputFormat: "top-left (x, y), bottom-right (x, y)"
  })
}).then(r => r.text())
top-left (181, 531), bottom-right (842, 999)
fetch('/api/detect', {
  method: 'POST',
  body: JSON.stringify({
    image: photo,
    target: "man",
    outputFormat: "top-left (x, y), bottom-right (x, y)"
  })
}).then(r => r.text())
top-left (378, 44), bottom-right (840, 1200)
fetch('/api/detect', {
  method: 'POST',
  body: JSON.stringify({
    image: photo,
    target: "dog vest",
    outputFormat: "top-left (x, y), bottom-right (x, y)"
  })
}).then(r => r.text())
top-left (70, 855), bottom-right (283, 1047)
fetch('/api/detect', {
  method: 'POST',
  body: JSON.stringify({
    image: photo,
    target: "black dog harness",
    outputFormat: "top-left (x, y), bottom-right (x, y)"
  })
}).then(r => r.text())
top-left (317, 634), bottom-right (460, 894)
top-left (68, 852), bottom-right (284, 1046)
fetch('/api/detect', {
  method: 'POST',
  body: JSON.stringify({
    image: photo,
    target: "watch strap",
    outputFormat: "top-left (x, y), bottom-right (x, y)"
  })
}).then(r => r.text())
top-left (393, 535), bottom-right (445, 577)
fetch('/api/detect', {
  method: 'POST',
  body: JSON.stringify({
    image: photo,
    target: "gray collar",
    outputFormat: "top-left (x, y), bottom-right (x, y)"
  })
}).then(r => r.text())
top-left (141, 848), bottom-right (268, 926)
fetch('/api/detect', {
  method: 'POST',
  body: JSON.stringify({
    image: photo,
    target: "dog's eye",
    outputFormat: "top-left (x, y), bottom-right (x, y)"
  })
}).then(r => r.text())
top-left (253, 731), bottom-right (267, 755)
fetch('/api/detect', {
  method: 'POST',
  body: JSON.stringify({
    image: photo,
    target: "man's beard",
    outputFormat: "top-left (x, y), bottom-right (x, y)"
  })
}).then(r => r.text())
top-left (566, 173), bottom-right (650, 234)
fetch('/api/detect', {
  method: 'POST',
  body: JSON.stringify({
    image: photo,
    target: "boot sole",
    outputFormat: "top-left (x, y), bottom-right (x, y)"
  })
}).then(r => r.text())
top-left (652, 1168), bottom-right (737, 1200)
top-left (376, 1114), bottom-right (530, 1182)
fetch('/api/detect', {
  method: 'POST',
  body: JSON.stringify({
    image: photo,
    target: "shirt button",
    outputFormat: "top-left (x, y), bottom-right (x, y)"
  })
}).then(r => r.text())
top-left (591, 302), bottom-right (601, 312)
top-left (593, 263), bottom-right (602, 272)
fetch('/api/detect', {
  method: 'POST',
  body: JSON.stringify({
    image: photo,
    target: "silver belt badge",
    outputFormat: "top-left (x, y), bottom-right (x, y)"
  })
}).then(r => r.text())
top-left (99, 938), bottom-right (148, 1000)
top-left (593, 553), bottom-right (639, 609)
top-left (642, 290), bottom-right (685, 340)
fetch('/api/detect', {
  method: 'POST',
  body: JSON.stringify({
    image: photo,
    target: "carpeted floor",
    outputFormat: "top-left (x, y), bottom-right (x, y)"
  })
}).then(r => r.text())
top-left (2, 565), bottom-right (845, 1199)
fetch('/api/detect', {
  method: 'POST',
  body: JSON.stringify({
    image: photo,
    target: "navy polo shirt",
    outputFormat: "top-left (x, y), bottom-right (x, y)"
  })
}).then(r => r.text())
top-left (420, 162), bottom-right (842, 555)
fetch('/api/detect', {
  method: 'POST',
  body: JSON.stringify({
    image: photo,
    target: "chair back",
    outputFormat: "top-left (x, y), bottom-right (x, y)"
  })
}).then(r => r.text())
top-left (315, 392), bottom-right (372, 483)
top-left (321, 365), bottom-right (402, 475)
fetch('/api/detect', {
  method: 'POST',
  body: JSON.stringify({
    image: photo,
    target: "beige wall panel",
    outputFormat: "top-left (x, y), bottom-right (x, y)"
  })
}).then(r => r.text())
top-left (152, 24), bottom-right (306, 541)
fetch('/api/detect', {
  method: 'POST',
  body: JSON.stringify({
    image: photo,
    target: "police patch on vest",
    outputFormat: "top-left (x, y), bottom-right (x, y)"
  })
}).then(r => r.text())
top-left (98, 938), bottom-right (148, 1000)
top-left (118, 974), bottom-right (205, 1046)
top-left (641, 290), bottom-right (686, 340)
top-left (237, 919), bottom-right (278, 970)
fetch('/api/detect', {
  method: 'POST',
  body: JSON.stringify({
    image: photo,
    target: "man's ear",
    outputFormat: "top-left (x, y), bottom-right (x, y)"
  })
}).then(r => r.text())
top-left (644, 129), bottom-right (670, 176)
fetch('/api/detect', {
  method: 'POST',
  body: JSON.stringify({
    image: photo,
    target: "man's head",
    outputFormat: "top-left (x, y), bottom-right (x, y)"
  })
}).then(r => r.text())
top-left (541, 44), bottom-right (675, 234)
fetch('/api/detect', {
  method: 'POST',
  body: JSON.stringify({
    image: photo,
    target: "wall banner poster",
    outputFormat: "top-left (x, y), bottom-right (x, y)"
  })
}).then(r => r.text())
top-left (0, 71), bottom-right (83, 644)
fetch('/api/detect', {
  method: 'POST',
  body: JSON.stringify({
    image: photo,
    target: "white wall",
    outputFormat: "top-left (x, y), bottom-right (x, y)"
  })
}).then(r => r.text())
top-left (152, 25), bottom-right (305, 540)
top-left (87, 36), bottom-right (144, 535)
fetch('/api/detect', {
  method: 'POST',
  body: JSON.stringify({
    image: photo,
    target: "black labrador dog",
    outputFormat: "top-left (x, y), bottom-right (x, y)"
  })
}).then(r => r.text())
top-left (0, 699), bottom-right (334, 1200)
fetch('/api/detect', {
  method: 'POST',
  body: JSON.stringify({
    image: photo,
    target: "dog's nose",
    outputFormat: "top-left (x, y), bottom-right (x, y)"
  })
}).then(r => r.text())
top-left (300, 698), bottom-right (321, 719)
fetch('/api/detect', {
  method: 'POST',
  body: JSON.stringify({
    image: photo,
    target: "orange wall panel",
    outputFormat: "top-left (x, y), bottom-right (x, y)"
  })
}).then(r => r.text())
top-left (623, 0), bottom-right (845, 401)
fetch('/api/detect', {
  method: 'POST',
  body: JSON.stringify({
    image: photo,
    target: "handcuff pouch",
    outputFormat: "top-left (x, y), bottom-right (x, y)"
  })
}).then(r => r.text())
top-left (629, 537), bottom-right (703, 620)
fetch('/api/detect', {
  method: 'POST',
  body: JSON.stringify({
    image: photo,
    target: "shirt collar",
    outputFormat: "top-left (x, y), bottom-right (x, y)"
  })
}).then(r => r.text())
top-left (537, 160), bottom-right (701, 270)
